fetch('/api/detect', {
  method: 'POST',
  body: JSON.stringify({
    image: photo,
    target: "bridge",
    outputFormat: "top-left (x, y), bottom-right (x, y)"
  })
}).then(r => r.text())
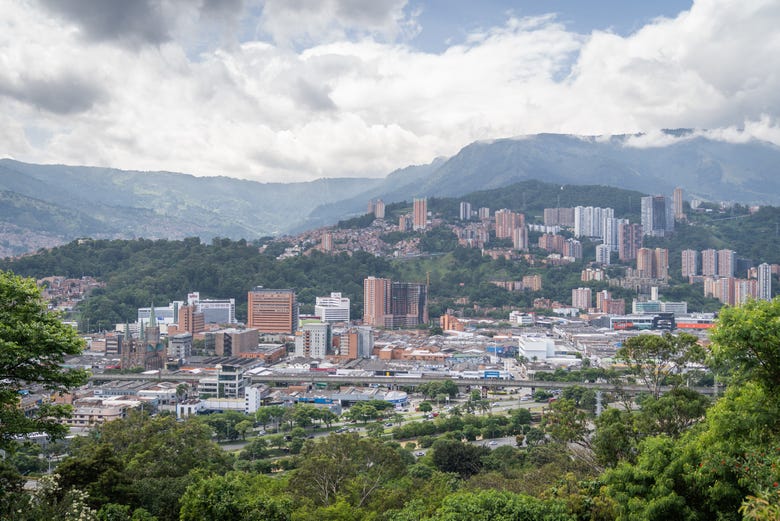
top-left (88, 372), bottom-right (717, 396)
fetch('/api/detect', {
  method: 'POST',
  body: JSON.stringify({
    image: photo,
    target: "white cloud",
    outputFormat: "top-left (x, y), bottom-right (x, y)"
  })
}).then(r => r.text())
top-left (0, 0), bottom-right (779, 182)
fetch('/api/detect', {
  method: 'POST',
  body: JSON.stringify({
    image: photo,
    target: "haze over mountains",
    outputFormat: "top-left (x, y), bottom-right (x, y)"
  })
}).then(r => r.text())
top-left (2, 132), bottom-right (779, 256)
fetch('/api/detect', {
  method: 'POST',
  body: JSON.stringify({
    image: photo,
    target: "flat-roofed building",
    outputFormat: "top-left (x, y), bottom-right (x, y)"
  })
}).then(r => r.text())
top-left (247, 288), bottom-right (298, 334)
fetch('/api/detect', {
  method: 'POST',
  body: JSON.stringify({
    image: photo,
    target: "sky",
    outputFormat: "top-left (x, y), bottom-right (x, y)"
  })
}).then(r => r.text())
top-left (2, 0), bottom-right (780, 183)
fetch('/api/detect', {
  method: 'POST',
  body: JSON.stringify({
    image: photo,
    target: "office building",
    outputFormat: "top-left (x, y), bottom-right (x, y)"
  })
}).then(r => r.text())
top-left (681, 249), bottom-right (699, 278)
top-left (758, 262), bottom-right (772, 301)
top-left (413, 198), bottom-right (427, 230)
top-left (214, 328), bottom-right (259, 357)
top-left (247, 288), bottom-right (298, 334)
top-left (315, 292), bottom-right (350, 323)
top-left (187, 292), bottom-right (237, 324)
top-left (641, 195), bottom-right (674, 237)
top-left (178, 304), bottom-right (205, 335)
top-left (459, 201), bottom-right (472, 221)
top-left (572, 287), bottom-right (592, 310)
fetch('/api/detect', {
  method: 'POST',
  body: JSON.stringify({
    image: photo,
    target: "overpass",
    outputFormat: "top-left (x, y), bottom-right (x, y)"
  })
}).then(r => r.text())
top-left (88, 372), bottom-right (717, 396)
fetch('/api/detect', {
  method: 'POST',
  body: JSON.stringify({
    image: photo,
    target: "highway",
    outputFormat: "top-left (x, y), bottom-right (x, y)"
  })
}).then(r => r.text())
top-left (88, 371), bottom-right (718, 395)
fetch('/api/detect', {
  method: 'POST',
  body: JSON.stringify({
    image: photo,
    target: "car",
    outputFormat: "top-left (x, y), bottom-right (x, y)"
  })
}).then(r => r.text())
top-left (415, 451), bottom-right (425, 457)
top-left (385, 422), bottom-right (394, 427)
top-left (488, 440), bottom-right (498, 446)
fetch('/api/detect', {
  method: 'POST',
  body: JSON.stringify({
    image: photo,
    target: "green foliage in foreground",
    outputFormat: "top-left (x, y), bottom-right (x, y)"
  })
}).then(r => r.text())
top-left (0, 270), bottom-right (89, 449)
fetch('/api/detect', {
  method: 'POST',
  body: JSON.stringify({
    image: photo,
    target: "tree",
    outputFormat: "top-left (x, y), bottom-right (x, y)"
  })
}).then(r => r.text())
top-left (290, 433), bottom-right (406, 507)
top-left (430, 439), bottom-right (489, 479)
top-left (710, 298), bottom-right (780, 390)
top-left (418, 402), bottom-right (433, 413)
top-left (422, 489), bottom-right (575, 521)
top-left (179, 471), bottom-right (293, 521)
top-left (542, 398), bottom-right (590, 449)
top-left (615, 332), bottom-right (705, 398)
top-left (0, 271), bottom-right (89, 449)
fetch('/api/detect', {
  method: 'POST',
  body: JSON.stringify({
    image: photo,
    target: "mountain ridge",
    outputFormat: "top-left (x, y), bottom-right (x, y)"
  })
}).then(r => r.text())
top-left (2, 132), bottom-right (779, 256)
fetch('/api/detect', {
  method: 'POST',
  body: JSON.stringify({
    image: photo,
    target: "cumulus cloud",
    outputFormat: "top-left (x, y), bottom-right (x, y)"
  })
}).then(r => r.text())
top-left (258, 0), bottom-right (419, 47)
top-left (1, 0), bottom-right (780, 183)
top-left (0, 72), bottom-right (106, 115)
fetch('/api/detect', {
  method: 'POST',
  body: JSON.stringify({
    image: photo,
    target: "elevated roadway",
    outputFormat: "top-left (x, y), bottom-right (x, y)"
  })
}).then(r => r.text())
top-left (88, 372), bottom-right (717, 396)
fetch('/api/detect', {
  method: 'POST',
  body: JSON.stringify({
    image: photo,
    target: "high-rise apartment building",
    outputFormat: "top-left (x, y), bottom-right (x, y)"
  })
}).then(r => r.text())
top-left (701, 249), bottom-right (719, 276)
top-left (495, 209), bottom-right (524, 239)
top-left (574, 206), bottom-right (614, 240)
top-left (718, 249), bottom-right (737, 277)
top-left (595, 244), bottom-right (611, 265)
top-left (538, 233), bottom-right (566, 254)
top-left (512, 226), bottom-right (529, 251)
top-left (654, 248), bottom-right (669, 280)
top-left (247, 288), bottom-right (298, 334)
top-left (636, 247), bottom-right (669, 279)
top-left (673, 187), bottom-right (685, 220)
top-left (315, 292), bottom-right (350, 323)
top-left (363, 277), bottom-right (427, 328)
top-left (459, 201), bottom-right (472, 221)
top-left (321, 231), bottom-right (333, 252)
top-left (641, 195), bottom-right (674, 237)
top-left (681, 249), bottom-right (699, 278)
top-left (543, 207), bottom-right (575, 227)
top-left (363, 277), bottom-right (392, 327)
top-left (294, 322), bottom-right (331, 359)
top-left (618, 223), bottom-right (643, 261)
top-left (563, 238), bottom-right (582, 259)
top-left (636, 248), bottom-right (655, 278)
top-left (758, 262), bottom-right (772, 301)
top-left (478, 207), bottom-right (490, 220)
top-left (413, 198), bottom-right (427, 230)
top-left (603, 217), bottom-right (627, 251)
top-left (374, 199), bottom-right (385, 219)
top-left (572, 287), bottom-right (592, 310)
top-left (390, 281), bottom-right (429, 328)
top-left (339, 326), bottom-right (374, 359)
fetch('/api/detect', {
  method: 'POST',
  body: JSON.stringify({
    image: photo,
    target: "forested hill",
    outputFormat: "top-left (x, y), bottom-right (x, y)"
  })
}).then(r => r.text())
top-left (0, 238), bottom-right (393, 331)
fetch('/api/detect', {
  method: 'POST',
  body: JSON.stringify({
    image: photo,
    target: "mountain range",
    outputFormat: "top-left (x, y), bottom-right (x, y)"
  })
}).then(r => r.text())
top-left (2, 131), bottom-right (779, 256)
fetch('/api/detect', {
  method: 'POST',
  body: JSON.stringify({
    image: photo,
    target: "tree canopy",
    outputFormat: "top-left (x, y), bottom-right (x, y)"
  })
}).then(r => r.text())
top-left (0, 270), bottom-right (88, 449)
